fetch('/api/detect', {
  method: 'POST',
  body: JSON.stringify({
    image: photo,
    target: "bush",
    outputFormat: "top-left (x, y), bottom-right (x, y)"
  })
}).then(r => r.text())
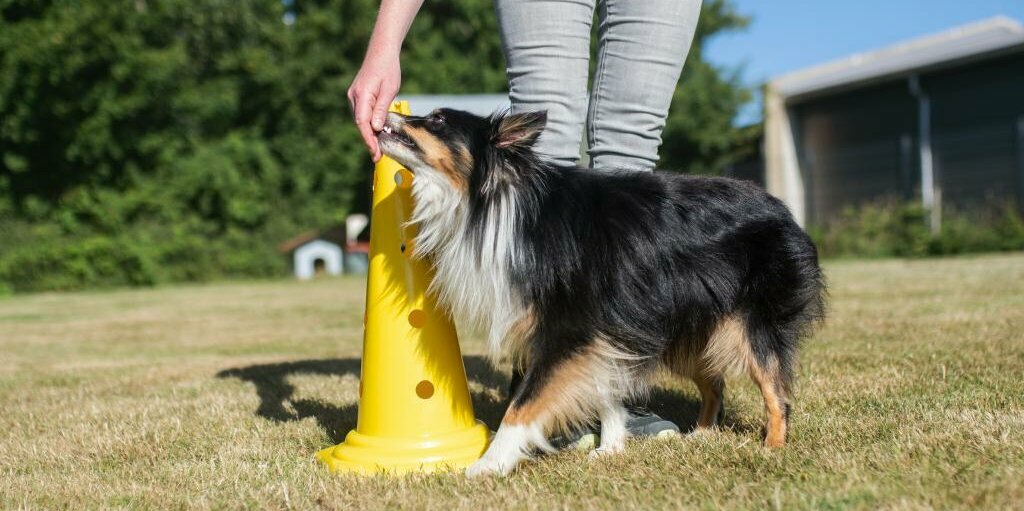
top-left (811, 199), bottom-right (1024, 258)
top-left (0, 236), bottom-right (158, 293)
top-left (0, 218), bottom-right (294, 293)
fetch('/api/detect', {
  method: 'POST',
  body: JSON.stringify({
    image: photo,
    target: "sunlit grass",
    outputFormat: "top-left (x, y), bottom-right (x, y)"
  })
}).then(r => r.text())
top-left (1, 255), bottom-right (1022, 509)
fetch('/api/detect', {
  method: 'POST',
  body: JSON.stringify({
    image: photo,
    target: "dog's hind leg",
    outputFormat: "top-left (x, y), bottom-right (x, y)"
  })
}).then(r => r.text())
top-left (748, 356), bottom-right (790, 448)
top-left (701, 315), bottom-right (792, 446)
top-left (692, 370), bottom-right (725, 429)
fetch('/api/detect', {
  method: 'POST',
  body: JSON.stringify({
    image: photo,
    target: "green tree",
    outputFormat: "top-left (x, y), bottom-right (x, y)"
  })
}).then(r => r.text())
top-left (660, 0), bottom-right (755, 175)
top-left (0, 0), bottom-right (365, 289)
top-left (0, 0), bottom-right (749, 292)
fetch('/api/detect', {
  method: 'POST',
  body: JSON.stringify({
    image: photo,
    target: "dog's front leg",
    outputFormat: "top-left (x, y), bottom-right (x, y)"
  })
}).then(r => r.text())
top-left (589, 401), bottom-right (629, 458)
top-left (466, 366), bottom-right (557, 477)
top-left (467, 344), bottom-right (616, 477)
top-left (465, 420), bottom-right (546, 478)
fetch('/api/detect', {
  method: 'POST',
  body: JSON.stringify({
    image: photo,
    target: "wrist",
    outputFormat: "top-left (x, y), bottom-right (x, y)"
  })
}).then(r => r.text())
top-left (365, 39), bottom-right (402, 63)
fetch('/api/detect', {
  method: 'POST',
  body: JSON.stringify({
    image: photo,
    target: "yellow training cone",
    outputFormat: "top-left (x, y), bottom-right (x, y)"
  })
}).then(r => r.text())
top-left (316, 100), bottom-right (490, 474)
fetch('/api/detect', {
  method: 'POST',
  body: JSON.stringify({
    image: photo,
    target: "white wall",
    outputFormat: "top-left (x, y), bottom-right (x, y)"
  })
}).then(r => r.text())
top-left (763, 85), bottom-right (806, 227)
top-left (293, 240), bottom-right (343, 280)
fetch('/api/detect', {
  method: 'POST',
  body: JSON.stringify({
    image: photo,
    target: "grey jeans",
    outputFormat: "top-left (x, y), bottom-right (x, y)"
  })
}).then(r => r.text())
top-left (495, 0), bottom-right (702, 170)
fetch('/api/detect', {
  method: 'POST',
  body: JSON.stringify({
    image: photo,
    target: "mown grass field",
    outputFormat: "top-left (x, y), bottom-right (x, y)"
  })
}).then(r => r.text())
top-left (2, 253), bottom-right (1023, 510)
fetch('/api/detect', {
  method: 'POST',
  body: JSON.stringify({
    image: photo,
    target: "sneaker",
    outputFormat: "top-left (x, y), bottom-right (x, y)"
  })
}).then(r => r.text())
top-left (626, 410), bottom-right (680, 439)
top-left (552, 411), bottom-right (679, 451)
top-left (552, 425), bottom-right (600, 451)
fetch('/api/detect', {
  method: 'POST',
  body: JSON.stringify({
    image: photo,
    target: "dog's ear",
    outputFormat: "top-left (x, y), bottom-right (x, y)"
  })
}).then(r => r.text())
top-left (492, 111), bottom-right (547, 149)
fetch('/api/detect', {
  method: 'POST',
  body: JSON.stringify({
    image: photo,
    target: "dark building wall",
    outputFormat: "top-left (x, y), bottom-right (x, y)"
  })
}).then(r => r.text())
top-left (725, 134), bottom-right (766, 187)
top-left (794, 80), bottom-right (919, 225)
top-left (925, 51), bottom-right (1024, 210)
top-left (725, 158), bottom-right (765, 187)
top-left (792, 49), bottom-right (1024, 225)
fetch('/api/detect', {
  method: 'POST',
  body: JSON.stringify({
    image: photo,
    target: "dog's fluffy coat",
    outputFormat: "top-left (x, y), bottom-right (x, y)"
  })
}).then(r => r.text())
top-left (377, 108), bottom-right (826, 477)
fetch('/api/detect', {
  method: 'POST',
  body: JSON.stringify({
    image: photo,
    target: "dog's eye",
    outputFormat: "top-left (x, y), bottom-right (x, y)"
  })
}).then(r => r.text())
top-left (428, 114), bottom-right (446, 127)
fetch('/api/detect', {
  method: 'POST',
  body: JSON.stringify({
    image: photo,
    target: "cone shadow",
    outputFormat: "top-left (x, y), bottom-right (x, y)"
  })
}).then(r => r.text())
top-left (217, 356), bottom-right (509, 441)
top-left (217, 357), bottom-right (756, 442)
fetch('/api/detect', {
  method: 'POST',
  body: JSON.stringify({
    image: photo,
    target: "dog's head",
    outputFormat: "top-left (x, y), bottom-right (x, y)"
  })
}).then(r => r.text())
top-left (376, 108), bottom-right (547, 195)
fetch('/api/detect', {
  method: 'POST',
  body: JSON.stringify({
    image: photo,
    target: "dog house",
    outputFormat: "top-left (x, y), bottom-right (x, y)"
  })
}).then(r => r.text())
top-left (278, 218), bottom-right (373, 279)
top-left (292, 239), bottom-right (343, 279)
top-left (279, 227), bottom-right (347, 280)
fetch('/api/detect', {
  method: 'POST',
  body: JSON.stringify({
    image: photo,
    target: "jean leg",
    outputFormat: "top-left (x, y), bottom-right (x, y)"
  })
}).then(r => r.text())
top-left (495, 0), bottom-right (596, 168)
top-left (587, 0), bottom-right (702, 170)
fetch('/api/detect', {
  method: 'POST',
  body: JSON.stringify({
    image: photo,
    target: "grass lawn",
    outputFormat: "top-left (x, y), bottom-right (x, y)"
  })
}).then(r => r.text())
top-left (1, 253), bottom-right (1023, 510)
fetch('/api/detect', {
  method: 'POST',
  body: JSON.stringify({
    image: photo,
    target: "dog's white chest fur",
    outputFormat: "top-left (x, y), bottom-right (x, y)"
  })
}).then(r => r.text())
top-left (409, 173), bottom-right (526, 361)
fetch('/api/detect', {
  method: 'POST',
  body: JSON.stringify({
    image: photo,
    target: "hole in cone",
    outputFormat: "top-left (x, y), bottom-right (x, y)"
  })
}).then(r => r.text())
top-left (408, 309), bottom-right (427, 328)
top-left (416, 380), bottom-right (434, 399)
top-left (394, 169), bottom-right (413, 189)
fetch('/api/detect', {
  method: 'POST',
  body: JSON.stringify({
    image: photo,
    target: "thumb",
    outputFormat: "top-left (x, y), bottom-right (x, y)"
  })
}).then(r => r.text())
top-left (371, 85), bottom-right (397, 131)
top-left (370, 101), bottom-right (390, 131)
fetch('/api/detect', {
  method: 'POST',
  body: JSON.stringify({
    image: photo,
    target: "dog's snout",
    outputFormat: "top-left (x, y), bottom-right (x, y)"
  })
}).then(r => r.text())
top-left (382, 112), bottom-right (406, 133)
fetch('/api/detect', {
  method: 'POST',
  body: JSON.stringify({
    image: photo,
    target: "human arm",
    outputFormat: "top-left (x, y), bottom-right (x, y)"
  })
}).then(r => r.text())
top-left (347, 0), bottom-right (425, 161)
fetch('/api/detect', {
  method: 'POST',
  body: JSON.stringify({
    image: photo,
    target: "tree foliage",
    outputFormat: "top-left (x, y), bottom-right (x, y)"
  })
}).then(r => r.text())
top-left (661, 0), bottom-right (755, 174)
top-left (0, 0), bottom-right (751, 292)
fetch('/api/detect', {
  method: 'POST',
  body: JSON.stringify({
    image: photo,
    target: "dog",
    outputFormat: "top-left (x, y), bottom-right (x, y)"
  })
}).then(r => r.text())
top-left (376, 108), bottom-right (825, 477)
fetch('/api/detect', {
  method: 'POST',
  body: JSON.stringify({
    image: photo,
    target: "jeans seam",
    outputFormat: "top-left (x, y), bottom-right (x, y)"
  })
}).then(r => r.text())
top-left (587, 2), bottom-right (611, 165)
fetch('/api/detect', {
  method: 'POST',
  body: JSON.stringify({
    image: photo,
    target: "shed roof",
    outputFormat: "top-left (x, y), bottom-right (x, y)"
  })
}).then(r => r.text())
top-left (770, 16), bottom-right (1024, 101)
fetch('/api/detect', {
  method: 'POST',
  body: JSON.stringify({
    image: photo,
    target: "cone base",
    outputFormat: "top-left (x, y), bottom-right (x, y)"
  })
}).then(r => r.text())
top-left (316, 421), bottom-right (491, 475)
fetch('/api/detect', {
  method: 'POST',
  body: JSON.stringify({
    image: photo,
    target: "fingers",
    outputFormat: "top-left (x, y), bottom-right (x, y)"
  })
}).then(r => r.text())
top-left (371, 82), bottom-right (398, 133)
top-left (348, 61), bottom-right (400, 162)
top-left (349, 84), bottom-right (382, 162)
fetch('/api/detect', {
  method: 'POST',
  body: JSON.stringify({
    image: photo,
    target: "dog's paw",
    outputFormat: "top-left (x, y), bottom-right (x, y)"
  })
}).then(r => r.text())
top-left (587, 445), bottom-right (625, 460)
top-left (465, 457), bottom-right (513, 478)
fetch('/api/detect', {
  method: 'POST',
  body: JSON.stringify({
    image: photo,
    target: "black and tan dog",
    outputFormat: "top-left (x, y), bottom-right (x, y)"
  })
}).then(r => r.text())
top-left (376, 108), bottom-right (825, 477)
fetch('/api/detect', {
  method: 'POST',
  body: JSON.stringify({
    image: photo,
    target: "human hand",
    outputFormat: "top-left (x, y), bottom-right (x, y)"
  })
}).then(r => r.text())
top-left (347, 54), bottom-right (401, 162)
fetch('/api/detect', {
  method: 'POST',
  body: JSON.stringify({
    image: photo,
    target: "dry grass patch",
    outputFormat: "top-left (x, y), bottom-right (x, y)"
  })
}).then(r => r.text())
top-left (1, 255), bottom-right (1023, 509)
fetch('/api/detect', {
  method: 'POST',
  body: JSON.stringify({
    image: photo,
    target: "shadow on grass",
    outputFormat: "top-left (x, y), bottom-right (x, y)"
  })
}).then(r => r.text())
top-left (217, 357), bottom-right (747, 443)
top-left (216, 357), bottom-right (509, 443)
